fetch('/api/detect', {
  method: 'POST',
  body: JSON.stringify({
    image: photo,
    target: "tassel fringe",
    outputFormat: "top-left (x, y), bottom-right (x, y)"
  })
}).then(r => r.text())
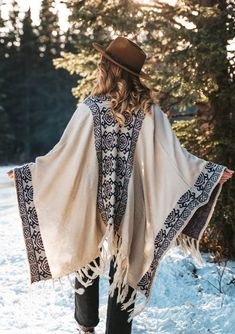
top-left (32, 222), bottom-right (145, 321)
top-left (176, 233), bottom-right (204, 266)
top-left (27, 227), bottom-right (205, 321)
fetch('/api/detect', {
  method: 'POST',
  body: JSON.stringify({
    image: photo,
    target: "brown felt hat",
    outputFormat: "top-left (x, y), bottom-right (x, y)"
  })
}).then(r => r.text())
top-left (92, 36), bottom-right (151, 80)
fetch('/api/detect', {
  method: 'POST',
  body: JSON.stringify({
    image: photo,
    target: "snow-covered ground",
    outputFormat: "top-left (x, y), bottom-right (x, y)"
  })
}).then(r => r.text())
top-left (1, 165), bottom-right (235, 334)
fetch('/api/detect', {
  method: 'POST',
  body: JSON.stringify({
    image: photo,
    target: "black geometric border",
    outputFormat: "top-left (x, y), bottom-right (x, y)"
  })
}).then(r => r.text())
top-left (84, 94), bottom-right (145, 231)
top-left (137, 162), bottom-right (225, 296)
top-left (14, 164), bottom-right (52, 283)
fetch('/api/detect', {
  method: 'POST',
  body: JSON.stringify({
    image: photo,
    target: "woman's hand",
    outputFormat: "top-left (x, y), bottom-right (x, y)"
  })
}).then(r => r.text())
top-left (6, 169), bottom-right (14, 180)
top-left (219, 168), bottom-right (234, 185)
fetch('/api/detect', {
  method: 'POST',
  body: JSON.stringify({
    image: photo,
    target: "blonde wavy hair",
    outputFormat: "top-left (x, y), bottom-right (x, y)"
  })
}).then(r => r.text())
top-left (91, 55), bottom-right (155, 126)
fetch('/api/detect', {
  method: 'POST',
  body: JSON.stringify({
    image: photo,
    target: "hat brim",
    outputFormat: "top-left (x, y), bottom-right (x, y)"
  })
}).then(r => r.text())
top-left (92, 42), bottom-right (151, 80)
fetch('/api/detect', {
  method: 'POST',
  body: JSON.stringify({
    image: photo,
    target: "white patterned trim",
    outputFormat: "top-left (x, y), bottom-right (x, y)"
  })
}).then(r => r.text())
top-left (14, 164), bottom-right (52, 283)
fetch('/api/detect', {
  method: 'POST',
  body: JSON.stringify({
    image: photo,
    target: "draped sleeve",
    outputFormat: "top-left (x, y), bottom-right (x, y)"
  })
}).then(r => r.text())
top-left (13, 102), bottom-right (102, 284)
top-left (153, 104), bottom-right (227, 243)
top-left (133, 103), bottom-right (227, 304)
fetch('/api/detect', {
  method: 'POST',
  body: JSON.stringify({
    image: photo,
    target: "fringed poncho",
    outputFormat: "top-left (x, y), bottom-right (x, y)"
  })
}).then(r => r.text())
top-left (13, 94), bottom-right (226, 320)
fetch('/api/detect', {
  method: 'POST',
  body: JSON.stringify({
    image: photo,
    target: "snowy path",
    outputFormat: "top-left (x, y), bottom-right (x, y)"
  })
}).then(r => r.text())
top-left (1, 165), bottom-right (235, 334)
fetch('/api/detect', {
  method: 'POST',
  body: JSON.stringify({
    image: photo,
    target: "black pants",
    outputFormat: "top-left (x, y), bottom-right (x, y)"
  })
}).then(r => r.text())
top-left (74, 257), bottom-right (135, 334)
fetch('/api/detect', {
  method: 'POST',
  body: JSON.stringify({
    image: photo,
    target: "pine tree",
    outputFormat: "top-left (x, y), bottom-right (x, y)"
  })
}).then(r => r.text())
top-left (18, 9), bottom-right (40, 160)
top-left (34, 0), bottom-right (77, 156)
top-left (0, 0), bottom-right (77, 163)
top-left (39, 0), bottom-right (61, 59)
top-left (1, 0), bottom-right (23, 161)
top-left (0, 7), bottom-right (5, 109)
top-left (0, 7), bottom-right (14, 163)
top-left (2, 4), bottom-right (42, 162)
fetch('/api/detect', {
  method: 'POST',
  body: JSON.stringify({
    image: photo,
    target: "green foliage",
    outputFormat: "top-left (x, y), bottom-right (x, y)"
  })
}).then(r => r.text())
top-left (0, 1), bottom-right (21, 161)
top-left (39, 0), bottom-right (61, 58)
top-left (54, 50), bottom-right (98, 100)
top-left (172, 118), bottom-right (220, 161)
top-left (54, 1), bottom-right (234, 108)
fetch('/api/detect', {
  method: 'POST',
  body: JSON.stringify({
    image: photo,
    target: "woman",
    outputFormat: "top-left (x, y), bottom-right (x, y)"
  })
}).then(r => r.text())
top-left (7, 37), bottom-right (234, 334)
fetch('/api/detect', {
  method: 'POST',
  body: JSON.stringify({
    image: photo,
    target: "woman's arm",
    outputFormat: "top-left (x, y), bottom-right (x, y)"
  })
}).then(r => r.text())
top-left (219, 168), bottom-right (234, 184)
top-left (6, 169), bottom-right (14, 179)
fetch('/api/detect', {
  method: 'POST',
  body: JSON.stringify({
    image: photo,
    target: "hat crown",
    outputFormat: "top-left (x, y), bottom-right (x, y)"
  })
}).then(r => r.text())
top-left (92, 36), bottom-right (151, 79)
top-left (105, 37), bottom-right (146, 74)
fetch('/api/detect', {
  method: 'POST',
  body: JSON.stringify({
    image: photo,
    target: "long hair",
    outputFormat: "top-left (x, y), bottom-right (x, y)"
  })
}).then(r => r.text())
top-left (91, 55), bottom-right (156, 126)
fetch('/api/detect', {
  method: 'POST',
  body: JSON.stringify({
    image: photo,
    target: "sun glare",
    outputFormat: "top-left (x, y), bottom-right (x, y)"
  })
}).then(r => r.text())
top-left (0, 0), bottom-right (70, 31)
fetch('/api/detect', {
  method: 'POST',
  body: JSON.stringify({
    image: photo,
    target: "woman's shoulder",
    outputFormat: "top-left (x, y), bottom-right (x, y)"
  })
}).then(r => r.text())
top-left (150, 102), bottom-right (165, 114)
top-left (145, 103), bottom-right (168, 124)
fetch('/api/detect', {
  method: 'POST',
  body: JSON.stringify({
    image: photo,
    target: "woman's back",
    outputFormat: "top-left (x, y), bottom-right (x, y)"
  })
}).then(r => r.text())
top-left (83, 93), bottom-right (146, 231)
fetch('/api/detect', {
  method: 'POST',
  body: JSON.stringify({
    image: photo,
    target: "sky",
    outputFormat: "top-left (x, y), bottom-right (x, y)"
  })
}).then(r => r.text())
top-left (0, 0), bottom-right (70, 31)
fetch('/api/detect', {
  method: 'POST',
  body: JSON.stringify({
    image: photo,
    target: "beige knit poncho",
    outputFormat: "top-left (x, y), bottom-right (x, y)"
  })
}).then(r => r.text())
top-left (13, 94), bottom-right (226, 320)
